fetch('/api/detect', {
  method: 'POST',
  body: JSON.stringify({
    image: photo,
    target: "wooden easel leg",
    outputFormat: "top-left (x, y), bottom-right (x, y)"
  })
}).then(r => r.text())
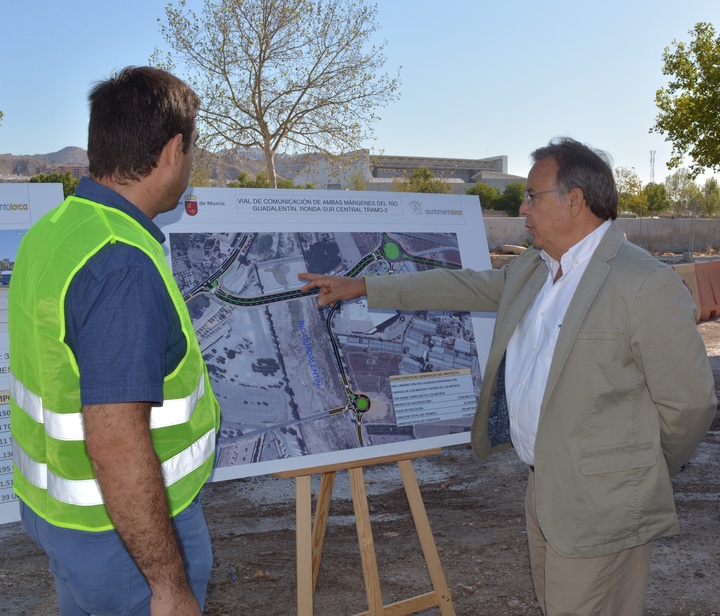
top-left (312, 471), bottom-right (335, 592)
top-left (397, 459), bottom-right (456, 616)
top-left (279, 449), bottom-right (455, 616)
top-left (296, 474), bottom-right (313, 616)
top-left (348, 466), bottom-right (384, 615)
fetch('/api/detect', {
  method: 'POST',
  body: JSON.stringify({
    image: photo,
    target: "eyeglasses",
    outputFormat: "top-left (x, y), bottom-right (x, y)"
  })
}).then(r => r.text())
top-left (523, 188), bottom-right (560, 207)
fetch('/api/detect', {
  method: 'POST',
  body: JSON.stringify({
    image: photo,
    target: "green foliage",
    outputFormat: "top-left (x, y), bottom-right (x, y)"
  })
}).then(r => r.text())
top-left (227, 171), bottom-right (313, 189)
top-left (664, 168), bottom-right (702, 217)
top-left (227, 172), bottom-right (263, 188)
top-left (29, 171), bottom-right (79, 198)
top-left (188, 149), bottom-right (217, 187)
top-left (347, 171), bottom-right (368, 191)
top-left (0, 110), bottom-right (3, 126)
top-left (466, 181), bottom-right (523, 216)
top-left (497, 182), bottom-right (525, 217)
top-left (652, 22), bottom-right (720, 177)
top-left (153, 0), bottom-right (401, 188)
top-left (279, 177), bottom-right (314, 189)
top-left (466, 182), bottom-right (501, 210)
top-left (643, 182), bottom-right (671, 215)
top-left (392, 167), bottom-right (451, 194)
top-left (701, 177), bottom-right (720, 218)
top-left (615, 167), bottom-right (649, 215)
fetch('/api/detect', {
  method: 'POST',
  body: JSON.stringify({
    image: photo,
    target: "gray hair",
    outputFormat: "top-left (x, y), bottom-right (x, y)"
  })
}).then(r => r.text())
top-left (531, 137), bottom-right (617, 220)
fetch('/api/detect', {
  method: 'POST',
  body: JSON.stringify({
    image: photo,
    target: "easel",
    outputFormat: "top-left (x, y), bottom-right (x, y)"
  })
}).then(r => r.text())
top-left (275, 448), bottom-right (456, 616)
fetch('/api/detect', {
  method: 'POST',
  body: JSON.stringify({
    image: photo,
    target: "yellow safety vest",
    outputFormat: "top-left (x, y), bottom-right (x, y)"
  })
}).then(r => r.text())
top-left (9, 196), bottom-right (220, 531)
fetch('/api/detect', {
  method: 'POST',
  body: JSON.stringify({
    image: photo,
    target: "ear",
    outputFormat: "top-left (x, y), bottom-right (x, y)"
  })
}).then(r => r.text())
top-left (567, 188), bottom-right (586, 218)
top-left (161, 133), bottom-right (185, 171)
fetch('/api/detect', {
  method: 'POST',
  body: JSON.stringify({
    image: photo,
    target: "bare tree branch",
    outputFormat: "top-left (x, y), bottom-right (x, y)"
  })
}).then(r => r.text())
top-left (152, 0), bottom-right (401, 187)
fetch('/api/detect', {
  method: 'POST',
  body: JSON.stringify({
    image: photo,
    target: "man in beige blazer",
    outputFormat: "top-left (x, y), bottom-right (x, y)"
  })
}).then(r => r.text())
top-left (300, 137), bottom-right (717, 615)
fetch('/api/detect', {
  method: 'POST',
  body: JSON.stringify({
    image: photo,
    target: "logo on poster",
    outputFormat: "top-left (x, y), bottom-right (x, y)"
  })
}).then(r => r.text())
top-left (184, 194), bottom-right (198, 216)
top-left (0, 202), bottom-right (29, 213)
top-left (409, 198), bottom-right (462, 217)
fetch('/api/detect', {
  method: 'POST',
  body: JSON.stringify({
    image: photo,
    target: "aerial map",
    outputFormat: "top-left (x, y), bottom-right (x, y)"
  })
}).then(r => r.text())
top-left (170, 231), bottom-right (482, 475)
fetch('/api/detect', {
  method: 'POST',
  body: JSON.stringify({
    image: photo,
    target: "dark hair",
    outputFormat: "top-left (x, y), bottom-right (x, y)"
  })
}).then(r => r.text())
top-left (531, 137), bottom-right (617, 220)
top-left (87, 66), bottom-right (200, 182)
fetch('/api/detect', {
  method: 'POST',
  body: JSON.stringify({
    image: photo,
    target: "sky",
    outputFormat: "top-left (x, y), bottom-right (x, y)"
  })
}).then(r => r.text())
top-left (0, 0), bottom-right (718, 185)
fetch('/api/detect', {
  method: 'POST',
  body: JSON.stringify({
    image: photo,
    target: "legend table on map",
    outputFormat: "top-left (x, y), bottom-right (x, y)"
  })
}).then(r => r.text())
top-left (389, 369), bottom-right (476, 426)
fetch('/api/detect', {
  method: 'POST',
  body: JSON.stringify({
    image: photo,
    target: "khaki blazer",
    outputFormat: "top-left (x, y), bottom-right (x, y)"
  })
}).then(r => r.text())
top-left (367, 223), bottom-right (716, 557)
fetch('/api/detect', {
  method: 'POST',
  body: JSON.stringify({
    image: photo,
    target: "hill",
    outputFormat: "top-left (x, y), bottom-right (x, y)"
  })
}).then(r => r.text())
top-left (0, 146), bottom-right (295, 183)
top-left (0, 147), bottom-right (88, 178)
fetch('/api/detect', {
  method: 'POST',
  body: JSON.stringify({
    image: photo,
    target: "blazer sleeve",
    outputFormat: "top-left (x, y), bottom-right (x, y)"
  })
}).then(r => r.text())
top-left (629, 265), bottom-right (717, 475)
top-left (366, 267), bottom-right (507, 313)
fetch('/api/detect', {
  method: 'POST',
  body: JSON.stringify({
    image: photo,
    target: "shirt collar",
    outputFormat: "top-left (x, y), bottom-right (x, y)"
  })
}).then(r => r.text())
top-left (540, 219), bottom-right (611, 279)
top-left (74, 176), bottom-right (166, 244)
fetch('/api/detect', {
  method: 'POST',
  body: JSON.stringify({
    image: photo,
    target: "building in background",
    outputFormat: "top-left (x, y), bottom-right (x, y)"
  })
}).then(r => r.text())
top-left (289, 149), bottom-right (525, 193)
top-left (48, 164), bottom-right (88, 179)
top-left (1, 147), bottom-right (524, 193)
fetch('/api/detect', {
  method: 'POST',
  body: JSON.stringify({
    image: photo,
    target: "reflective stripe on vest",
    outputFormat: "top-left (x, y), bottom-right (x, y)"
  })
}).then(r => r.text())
top-left (10, 372), bottom-right (205, 441)
top-left (13, 428), bottom-right (216, 506)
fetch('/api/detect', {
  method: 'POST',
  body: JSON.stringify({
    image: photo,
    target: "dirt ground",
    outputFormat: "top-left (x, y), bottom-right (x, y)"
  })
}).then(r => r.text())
top-left (2, 323), bottom-right (720, 616)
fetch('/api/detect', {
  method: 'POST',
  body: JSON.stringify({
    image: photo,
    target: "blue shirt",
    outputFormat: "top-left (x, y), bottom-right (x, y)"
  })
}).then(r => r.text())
top-left (64, 177), bottom-right (186, 405)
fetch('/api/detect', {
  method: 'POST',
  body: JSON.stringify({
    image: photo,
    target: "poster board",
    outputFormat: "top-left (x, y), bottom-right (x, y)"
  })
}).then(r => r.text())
top-left (155, 188), bottom-right (496, 482)
top-left (0, 185), bottom-right (497, 524)
top-left (0, 183), bottom-right (65, 524)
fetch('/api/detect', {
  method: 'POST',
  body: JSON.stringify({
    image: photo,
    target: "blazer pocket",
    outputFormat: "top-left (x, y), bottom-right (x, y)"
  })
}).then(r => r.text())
top-left (580, 443), bottom-right (656, 475)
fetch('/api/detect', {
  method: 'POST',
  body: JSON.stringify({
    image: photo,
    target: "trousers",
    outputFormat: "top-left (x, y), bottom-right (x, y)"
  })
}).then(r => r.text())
top-left (20, 494), bottom-right (213, 615)
top-left (525, 468), bottom-right (653, 616)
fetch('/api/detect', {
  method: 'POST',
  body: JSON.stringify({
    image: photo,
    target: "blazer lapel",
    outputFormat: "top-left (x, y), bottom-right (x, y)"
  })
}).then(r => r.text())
top-left (540, 223), bottom-right (625, 412)
top-left (494, 262), bottom-right (548, 352)
top-left (481, 260), bottom-right (547, 451)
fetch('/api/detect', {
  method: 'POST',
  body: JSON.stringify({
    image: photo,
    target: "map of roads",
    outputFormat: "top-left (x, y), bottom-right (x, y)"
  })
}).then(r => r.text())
top-left (170, 231), bottom-right (482, 472)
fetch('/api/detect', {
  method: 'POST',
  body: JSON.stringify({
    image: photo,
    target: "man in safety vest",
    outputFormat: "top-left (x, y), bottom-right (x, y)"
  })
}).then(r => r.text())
top-left (9, 66), bottom-right (220, 615)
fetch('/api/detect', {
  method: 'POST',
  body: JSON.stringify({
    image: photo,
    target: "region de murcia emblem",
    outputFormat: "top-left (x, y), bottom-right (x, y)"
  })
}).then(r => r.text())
top-left (184, 194), bottom-right (198, 216)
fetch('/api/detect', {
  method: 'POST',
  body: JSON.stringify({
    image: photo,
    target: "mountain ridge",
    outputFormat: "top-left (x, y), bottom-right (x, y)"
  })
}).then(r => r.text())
top-left (0, 147), bottom-right (89, 178)
top-left (0, 146), bottom-right (295, 183)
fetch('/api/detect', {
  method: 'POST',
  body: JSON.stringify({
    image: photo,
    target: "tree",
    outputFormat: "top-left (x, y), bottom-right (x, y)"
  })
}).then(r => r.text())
top-left (615, 167), bottom-right (648, 216)
top-left (227, 171), bottom-right (261, 188)
top-left (664, 168), bottom-right (701, 217)
top-left (0, 110), bottom-right (3, 125)
top-left (29, 171), bottom-right (79, 198)
top-left (497, 182), bottom-right (525, 217)
top-left (392, 167), bottom-right (451, 194)
top-left (227, 171), bottom-right (313, 188)
top-left (643, 182), bottom-right (671, 215)
top-left (154, 0), bottom-right (400, 188)
top-left (700, 177), bottom-right (720, 218)
top-left (651, 22), bottom-right (720, 177)
top-left (466, 182), bottom-right (501, 210)
top-left (347, 170), bottom-right (368, 191)
top-left (188, 149), bottom-right (218, 187)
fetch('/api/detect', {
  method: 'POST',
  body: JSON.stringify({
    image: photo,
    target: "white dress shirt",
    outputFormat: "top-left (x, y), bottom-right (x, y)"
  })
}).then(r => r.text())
top-left (505, 220), bottom-right (611, 465)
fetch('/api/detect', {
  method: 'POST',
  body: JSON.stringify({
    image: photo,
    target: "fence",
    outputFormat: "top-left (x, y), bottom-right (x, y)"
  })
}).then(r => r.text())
top-left (484, 217), bottom-right (720, 254)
